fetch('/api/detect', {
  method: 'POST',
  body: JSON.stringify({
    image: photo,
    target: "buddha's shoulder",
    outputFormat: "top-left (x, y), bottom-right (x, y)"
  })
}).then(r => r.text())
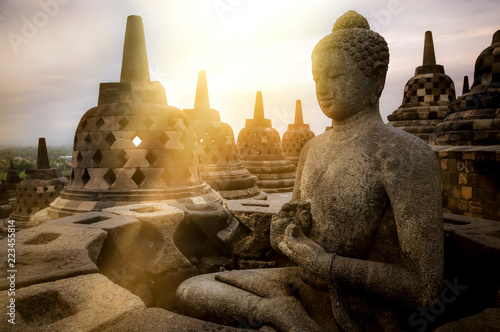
top-left (372, 123), bottom-right (438, 167)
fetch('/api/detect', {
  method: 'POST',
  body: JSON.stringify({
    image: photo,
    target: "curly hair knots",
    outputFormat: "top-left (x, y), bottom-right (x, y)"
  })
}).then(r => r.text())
top-left (313, 10), bottom-right (390, 77)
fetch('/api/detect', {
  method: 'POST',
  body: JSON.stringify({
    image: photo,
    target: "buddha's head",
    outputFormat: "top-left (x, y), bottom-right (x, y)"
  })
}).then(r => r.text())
top-left (312, 11), bottom-right (390, 121)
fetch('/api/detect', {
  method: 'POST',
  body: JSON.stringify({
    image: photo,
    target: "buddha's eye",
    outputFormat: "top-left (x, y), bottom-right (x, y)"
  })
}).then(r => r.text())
top-left (328, 71), bottom-right (342, 79)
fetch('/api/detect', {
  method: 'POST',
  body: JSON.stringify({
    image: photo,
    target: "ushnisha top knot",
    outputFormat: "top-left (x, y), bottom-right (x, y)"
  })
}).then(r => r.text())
top-left (313, 10), bottom-right (389, 77)
top-left (332, 10), bottom-right (370, 31)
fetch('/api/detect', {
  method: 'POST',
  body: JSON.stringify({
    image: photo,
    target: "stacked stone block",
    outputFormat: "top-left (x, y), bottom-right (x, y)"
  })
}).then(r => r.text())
top-left (434, 146), bottom-right (499, 221)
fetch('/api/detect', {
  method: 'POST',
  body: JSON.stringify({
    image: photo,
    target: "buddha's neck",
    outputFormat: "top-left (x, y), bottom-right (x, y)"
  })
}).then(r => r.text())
top-left (330, 106), bottom-right (382, 141)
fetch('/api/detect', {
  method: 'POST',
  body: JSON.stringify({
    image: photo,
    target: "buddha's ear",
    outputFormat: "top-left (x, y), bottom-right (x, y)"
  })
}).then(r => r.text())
top-left (372, 63), bottom-right (387, 98)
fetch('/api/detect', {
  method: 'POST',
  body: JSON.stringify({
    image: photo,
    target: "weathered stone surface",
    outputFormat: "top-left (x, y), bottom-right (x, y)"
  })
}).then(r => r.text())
top-left (0, 224), bottom-right (105, 290)
top-left (388, 31), bottom-right (456, 142)
top-left (102, 203), bottom-right (198, 309)
top-left (0, 274), bottom-right (145, 332)
top-left (178, 11), bottom-right (443, 332)
top-left (104, 308), bottom-right (246, 332)
top-left (184, 70), bottom-right (267, 200)
top-left (219, 200), bottom-right (285, 259)
top-left (47, 15), bottom-right (221, 219)
top-left (434, 308), bottom-right (500, 332)
top-left (236, 91), bottom-right (296, 193)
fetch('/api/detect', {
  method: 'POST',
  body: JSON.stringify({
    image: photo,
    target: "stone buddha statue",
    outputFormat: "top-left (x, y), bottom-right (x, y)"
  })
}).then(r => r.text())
top-left (177, 11), bottom-right (443, 331)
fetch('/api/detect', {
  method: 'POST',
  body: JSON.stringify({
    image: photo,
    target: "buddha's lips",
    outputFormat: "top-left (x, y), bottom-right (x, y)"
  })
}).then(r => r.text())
top-left (319, 99), bottom-right (334, 107)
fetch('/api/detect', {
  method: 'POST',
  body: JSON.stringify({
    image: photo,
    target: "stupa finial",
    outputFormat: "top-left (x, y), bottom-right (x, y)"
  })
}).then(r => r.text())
top-left (194, 70), bottom-right (210, 112)
top-left (120, 15), bottom-right (150, 82)
top-left (254, 91), bottom-right (265, 120)
top-left (423, 31), bottom-right (437, 66)
top-left (37, 138), bottom-right (50, 170)
top-left (462, 76), bottom-right (470, 94)
top-left (294, 100), bottom-right (304, 125)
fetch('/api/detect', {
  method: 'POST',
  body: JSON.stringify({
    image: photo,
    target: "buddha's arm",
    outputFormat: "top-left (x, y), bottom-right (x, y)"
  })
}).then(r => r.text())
top-left (280, 146), bottom-right (444, 307)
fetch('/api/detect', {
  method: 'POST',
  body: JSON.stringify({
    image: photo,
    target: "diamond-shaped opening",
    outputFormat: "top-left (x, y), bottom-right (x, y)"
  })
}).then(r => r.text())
top-left (26, 207), bottom-right (32, 215)
top-left (118, 150), bottom-right (128, 166)
top-left (159, 132), bottom-right (170, 145)
top-left (225, 155), bottom-right (231, 162)
top-left (167, 118), bottom-right (176, 130)
top-left (132, 136), bottom-right (142, 147)
top-left (81, 168), bottom-right (91, 186)
top-left (80, 119), bottom-right (88, 130)
top-left (161, 169), bottom-right (172, 186)
top-left (76, 152), bottom-right (83, 165)
top-left (105, 133), bottom-right (116, 147)
top-left (96, 117), bottom-right (105, 129)
top-left (143, 117), bottom-right (154, 129)
top-left (211, 155), bottom-right (219, 163)
top-left (43, 199), bottom-right (50, 206)
top-left (92, 150), bottom-right (103, 166)
top-left (118, 117), bottom-right (129, 130)
top-left (103, 169), bottom-right (116, 186)
top-left (203, 145), bottom-right (211, 154)
top-left (132, 169), bottom-right (145, 187)
top-left (145, 151), bottom-right (158, 166)
top-left (84, 133), bottom-right (92, 145)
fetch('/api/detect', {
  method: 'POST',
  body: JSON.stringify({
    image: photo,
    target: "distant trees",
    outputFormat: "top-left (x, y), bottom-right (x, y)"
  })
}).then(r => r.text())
top-left (0, 146), bottom-right (72, 184)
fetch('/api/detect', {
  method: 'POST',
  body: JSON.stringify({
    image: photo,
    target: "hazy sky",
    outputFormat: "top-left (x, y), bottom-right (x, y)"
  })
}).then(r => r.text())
top-left (0, 0), bottom-right (499, 146)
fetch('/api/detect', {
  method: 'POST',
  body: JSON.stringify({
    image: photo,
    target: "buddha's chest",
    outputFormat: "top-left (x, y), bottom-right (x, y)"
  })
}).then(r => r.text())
top-left (300, 142), bottom-right (388, 255)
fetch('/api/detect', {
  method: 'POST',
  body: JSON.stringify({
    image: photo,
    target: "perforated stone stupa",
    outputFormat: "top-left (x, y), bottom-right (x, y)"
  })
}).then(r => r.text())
top-left (432, 30), bottom-right (500, 145)
top-left (388, 31), bottom-right (456, 142)
top-left (184, 71), bottom-right (266, 200)
top-left (236, 91), bottom-right (295, 193)
top-left (282, 100), bottom-right (315, 166)
top-left (9, 138), bottom-right (68, 228)
top-left (47, 16), bottom-right (220, 218)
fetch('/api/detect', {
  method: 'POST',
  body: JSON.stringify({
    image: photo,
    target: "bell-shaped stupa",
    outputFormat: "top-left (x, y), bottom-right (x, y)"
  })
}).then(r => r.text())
top-left (9, 138), bottom-right (68, 228)
top-left (184, 71), bottom-right (266, 200)
top-left (236, 91), bottom-right (296, 193)
top-left (282, 100), bottom-right (316, 166)
top-left (48, 16), bottom-right (220, 218)
top-left (388, 31), bottom-right (456, 142)
top-left (432, 30), bottom-right (500, 145)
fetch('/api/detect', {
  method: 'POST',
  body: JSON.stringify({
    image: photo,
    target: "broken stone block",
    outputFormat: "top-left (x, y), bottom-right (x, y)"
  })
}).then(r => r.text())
top-left (102, 203), bottom-right (198, 309)
top-left (103, 307), bottom-right (247, 332)
top-left (47, 211), bottom-right (142, 284)
top-left (0, 273), bottom-right (145, 332)
top-left (0, 224), bottom-right (106, 290)
top-left (104, 203), bottom-right (190, 272)
top-left (218, 200), bottom-right (285, 259)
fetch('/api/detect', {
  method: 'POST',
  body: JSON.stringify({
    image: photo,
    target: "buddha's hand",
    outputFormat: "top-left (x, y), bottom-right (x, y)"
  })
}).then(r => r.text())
top-left (270, 200), bottom-right (312, 254)
top-left (278, 223), bottom-right (334, 280)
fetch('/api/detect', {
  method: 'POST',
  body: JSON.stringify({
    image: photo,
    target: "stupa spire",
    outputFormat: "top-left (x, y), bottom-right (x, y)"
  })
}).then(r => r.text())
top-left (254, 91), bottom-right (265, 120)
top-left (294, 100), bottom-right (304, 126)
top-left (120, 15), bottom-right (150, 82)
top-left (462, 76), bottom-right (470, 94)
top-left (423, 31), bottom-right (436, 66)
top-left (194, 70), bottom-right (210, 112)
top-left (37, 138), bottom-right (50, 169)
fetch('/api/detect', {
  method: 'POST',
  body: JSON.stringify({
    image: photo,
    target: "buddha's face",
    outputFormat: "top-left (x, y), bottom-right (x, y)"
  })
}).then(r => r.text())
top-left (312, 48), bottom-right (380, 121)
